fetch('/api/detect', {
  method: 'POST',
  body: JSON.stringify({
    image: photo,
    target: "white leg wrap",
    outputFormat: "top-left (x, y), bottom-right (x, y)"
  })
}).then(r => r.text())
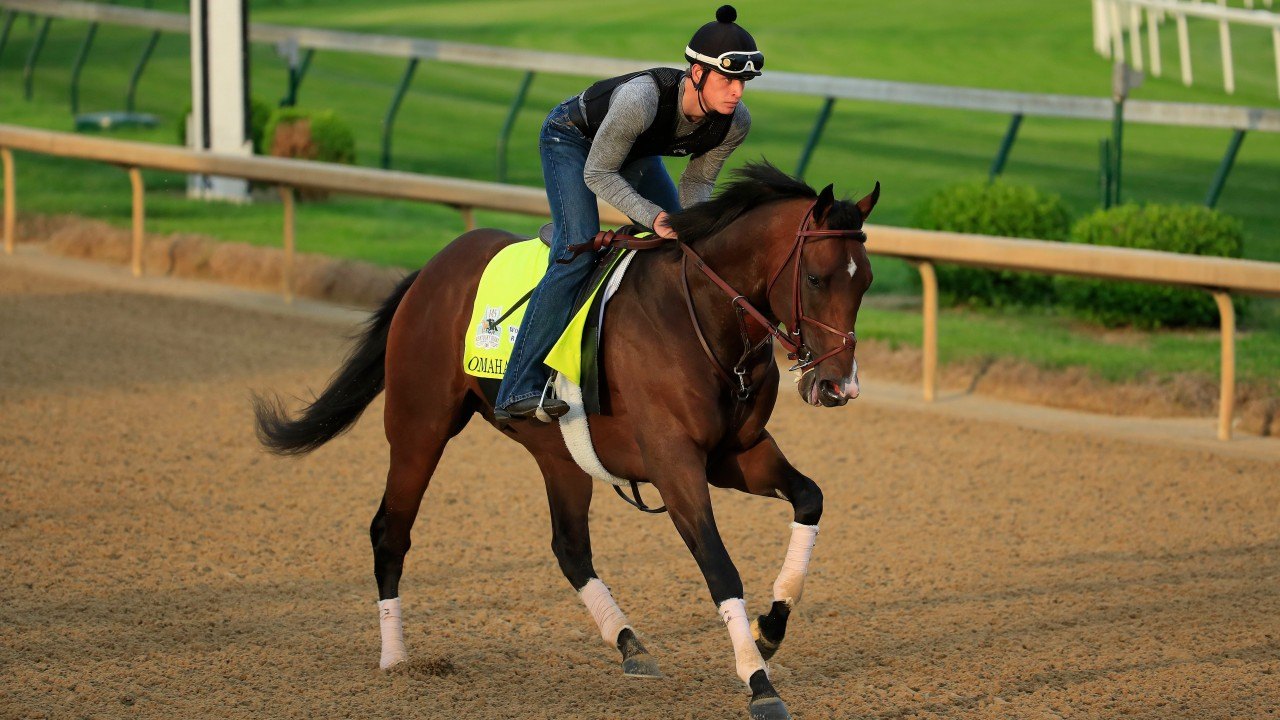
top-left (719, 598), bottom-right (767, 684)
top-left (772, 522), bottom-right (819, 607)
top-left (579, 578), bottom-right (632, 645)
top-left (377, 597), bottom-right (408, 670)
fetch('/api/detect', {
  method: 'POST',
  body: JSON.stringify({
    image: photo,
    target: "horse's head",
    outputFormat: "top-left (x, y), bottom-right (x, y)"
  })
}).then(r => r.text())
top-left (668, 162), bottom-right (879, 407)
top-left (775, 182), bottom-right (879, 408)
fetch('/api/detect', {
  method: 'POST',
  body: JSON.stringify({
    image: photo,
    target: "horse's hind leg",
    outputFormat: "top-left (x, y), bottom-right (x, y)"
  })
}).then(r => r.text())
top-left (709, 432), bottom-right (823, 662)
top-left (369, 389), bottom-right (475, 670)
top-left (536, 454), bottom-right (661, 678)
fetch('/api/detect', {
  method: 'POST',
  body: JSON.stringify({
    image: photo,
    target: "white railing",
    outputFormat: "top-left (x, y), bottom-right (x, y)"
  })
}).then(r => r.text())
top-left (1095, 0), bottom-right (1280, 98)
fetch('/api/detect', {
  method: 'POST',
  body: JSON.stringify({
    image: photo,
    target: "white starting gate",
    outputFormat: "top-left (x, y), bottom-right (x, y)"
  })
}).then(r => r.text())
top-left (187, 0), bottom-right (251, 202)
top-left (1094, 0), bottom-right (1280, 99)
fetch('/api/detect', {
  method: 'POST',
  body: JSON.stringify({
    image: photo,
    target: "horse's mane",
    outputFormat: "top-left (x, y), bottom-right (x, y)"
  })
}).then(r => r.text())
top-left (667, 160), bottom-right (864, 243)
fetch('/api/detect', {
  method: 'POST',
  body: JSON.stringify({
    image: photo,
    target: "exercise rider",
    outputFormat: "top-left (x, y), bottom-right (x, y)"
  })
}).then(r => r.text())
top-left (495, 4), bottom-right (764, 423)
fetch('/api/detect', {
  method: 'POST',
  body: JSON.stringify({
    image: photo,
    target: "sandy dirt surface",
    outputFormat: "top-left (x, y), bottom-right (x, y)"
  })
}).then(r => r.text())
top-left (1, 258), bottom-right (1278, 720)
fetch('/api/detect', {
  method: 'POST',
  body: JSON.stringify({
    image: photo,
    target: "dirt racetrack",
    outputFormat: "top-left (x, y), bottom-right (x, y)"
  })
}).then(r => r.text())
top-left (2, 254), bottom-right (1278, 720)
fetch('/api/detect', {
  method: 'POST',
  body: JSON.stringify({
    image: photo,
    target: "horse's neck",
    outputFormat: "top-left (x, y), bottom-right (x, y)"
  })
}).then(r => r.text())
top-left (692, 204), bottom-right (796, 319)
top-left (673, 206), bottom-right (795, 357)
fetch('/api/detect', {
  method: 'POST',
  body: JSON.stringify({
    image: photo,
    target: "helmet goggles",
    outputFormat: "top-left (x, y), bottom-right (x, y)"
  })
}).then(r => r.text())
top-left (684, 46), bottom-right (764, 78)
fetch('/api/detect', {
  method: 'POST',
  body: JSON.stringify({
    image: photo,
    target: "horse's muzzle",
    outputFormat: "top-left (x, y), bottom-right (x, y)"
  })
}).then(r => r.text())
top-left (797, 371), bottom-right (856, 408)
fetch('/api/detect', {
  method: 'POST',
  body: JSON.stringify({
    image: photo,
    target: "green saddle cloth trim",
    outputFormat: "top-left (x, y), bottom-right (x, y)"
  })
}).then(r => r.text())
top-left (462, 237), bottom-right (640, 385)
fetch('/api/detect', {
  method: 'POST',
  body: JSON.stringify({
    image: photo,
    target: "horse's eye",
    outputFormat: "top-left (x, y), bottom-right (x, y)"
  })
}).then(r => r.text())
top-left (806, 274), bottom-right (821, 288)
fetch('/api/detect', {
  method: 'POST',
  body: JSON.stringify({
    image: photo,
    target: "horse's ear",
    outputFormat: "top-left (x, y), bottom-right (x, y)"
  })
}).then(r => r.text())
top-left (856, 181), bottom-right (881, 220)
top-left (813, 183), bottom-right (836, 225)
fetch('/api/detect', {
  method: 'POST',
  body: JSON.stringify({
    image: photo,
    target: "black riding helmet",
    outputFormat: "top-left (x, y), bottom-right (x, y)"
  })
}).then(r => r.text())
top-left (684, 5), bottom-right (764, 81)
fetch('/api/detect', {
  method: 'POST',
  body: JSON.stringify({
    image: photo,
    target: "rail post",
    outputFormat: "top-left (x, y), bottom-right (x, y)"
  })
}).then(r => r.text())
top-left (129, 167), bottom-right (144, 277)
top-left (22, 16), bottom-right (51, 101)
top-left (280, 186), bottom-right (295, 303)
top-left (281, 45), bottom-right (314, 108)
top-left (125, 30), bottom-right (161, 114)
top-left (1147, 7), bottom-right (1162, 77)
top-left (1218, 3), bottom-right (1235, 94)
top-left (496, 70), bottom-right (535, 182)
top-left (988, 113), bottom-right (1023, 181)
top-left (0, 11), bottom-right (16, 60)
top-left (1274, 27), bottom-right (1280, 100)
top-left (1176, 13), bottom-right (1193, 86)
top-left (1212, 290), bottom-right (1236, 441)
top-left (1204, 129), bottom-right (1246, 208)
top-left (381, 58), bottom-right (420, 169)
top-left (795, 97), bottom-right (835, 180)
top-left (916, 260), bottom-right (939, 402)
top-left (1099, 138), bottom-right (1113, 208)
top-left (69, 20), bottom-right (98, 114)
top-left (2, 147), bottom-right (13, 255)
top-left (460, 206), bottom-right (475, 233)
top-left (1111, 99), bottom-right (1125, 205)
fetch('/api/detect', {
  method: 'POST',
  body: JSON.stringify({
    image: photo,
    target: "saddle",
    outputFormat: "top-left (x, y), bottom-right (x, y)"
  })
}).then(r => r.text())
top-left (465, 225), bottom-right (659, 415)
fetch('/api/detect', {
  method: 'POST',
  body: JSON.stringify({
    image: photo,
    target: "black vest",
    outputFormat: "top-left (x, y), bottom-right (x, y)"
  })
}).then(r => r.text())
top-left (572, 67), bottom-right (734, 166)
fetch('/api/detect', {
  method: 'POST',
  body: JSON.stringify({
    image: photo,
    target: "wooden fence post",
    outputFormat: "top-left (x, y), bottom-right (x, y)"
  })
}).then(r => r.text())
top-left (2, 147), bottom-right (13, 255)
top-left (280, 186), bottom-right (296, 303)
top-left (1213, 290), bottom-right (1236, 440)
top-left (129, 167), bottom-right (144, 276)
top-left (917, 260), bottom-right (938, 402)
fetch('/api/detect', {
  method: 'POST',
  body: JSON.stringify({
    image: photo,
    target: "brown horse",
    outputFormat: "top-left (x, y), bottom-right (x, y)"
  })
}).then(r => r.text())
top-left (253, 162), bottom-right (878, 720)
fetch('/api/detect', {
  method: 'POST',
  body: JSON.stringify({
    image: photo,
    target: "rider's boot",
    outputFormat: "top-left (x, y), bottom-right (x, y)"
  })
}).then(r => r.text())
top-left (497, 396), bottom-right (569, 422)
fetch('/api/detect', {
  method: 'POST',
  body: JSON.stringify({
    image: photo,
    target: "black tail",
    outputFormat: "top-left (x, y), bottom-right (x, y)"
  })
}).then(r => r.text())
top-left (252, 271), bottom-right (420, 456)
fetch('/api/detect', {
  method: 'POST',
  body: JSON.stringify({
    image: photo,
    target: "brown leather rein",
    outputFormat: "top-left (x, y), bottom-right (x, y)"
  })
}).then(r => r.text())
top-left (562, 200), bottom-right (868, 399)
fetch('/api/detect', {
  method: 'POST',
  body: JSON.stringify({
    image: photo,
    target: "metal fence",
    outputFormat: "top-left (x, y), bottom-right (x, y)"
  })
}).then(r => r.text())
top-left (4, 123), bottom-right (1279, 441)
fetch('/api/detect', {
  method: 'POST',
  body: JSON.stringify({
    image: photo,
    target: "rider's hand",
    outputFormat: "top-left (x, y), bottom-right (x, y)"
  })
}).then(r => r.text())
top-left (653, 212), bottom-right (679, 240)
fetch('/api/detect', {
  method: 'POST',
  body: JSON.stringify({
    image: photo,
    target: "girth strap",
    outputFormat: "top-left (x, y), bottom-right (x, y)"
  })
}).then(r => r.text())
top-left (613, 481), bottom-right (667, 514)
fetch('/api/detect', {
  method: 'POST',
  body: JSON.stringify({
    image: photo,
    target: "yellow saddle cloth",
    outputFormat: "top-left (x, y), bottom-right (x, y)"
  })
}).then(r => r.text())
top-left (462, 238), bottom-right (632, 387)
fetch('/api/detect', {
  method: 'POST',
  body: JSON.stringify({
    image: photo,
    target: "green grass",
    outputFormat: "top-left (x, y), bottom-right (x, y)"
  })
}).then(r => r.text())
top-left (1, 1), bottom-right (1277, 387)
top-left (860, 303), bottom-right (1280, 386)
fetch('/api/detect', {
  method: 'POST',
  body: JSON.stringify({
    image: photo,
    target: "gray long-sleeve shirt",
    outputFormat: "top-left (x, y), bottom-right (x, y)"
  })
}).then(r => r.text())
top-left (581, 74), bottom-right (751, 229)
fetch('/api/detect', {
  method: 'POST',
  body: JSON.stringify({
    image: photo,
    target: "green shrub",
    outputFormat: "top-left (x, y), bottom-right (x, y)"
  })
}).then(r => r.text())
top-left (177, 97), bottom-right (273, 154)
top-left (1058, 204), bottom-right (1246, 328)
top-left (912, 180), bottom-right (1072, 307)
top-left (263, 108), bottom-right (356, 165)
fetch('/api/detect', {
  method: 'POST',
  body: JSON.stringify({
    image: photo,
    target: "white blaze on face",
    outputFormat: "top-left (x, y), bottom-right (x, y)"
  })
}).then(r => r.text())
top-left (847, 254), bottom-right (858, 279)
top-left (840, 357), bottom-right (860, 399)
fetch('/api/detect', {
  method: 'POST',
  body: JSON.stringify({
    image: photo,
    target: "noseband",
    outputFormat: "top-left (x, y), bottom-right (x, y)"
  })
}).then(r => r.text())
top-left (679, 199), bottom-right (867, 385)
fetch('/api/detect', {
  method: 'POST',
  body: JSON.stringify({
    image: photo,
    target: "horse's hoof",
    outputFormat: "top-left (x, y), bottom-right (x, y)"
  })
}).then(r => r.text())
top-left (747, 696), bottom-right (791, 720)
top-left (621, 651), bottom-right (663, 678)
top-left (379, 654), bottom-right (407, 671)
top-left (618, 629), bottom-right (662, 678)
top-left (751, 617), bottom-right (782, 661)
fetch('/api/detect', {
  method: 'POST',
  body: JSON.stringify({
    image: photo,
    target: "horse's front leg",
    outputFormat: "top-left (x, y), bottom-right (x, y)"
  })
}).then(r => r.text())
top-left (648, 443), bottom-right (791, 720)
top-left (709, 432), bottom-right (823, 661)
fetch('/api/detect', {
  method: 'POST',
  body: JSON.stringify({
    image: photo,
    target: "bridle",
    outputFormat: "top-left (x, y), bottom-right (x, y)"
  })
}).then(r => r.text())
top-left (678, 199), bottom-right (867, 397)
top-left (562, 198), bottom-right (868, 398)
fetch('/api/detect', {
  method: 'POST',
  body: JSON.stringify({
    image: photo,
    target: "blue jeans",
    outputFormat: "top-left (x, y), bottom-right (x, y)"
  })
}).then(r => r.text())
top-left (495, 98), bottom-right (680, 410)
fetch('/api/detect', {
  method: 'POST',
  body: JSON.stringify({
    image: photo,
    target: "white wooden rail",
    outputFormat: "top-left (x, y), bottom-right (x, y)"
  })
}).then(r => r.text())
top-left (1096, 0), bottom-right (1280, 98)
top-left (4, 124), bottom-right (1279, 440)
top-left (5, 0), bottom-right (1280, 132)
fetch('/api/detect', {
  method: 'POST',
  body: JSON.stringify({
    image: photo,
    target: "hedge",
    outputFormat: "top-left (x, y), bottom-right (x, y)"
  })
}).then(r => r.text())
top-left (912, 180), bottom-right (1071, 307)
top-left (1058, 204), bottom-right (1246, 328)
